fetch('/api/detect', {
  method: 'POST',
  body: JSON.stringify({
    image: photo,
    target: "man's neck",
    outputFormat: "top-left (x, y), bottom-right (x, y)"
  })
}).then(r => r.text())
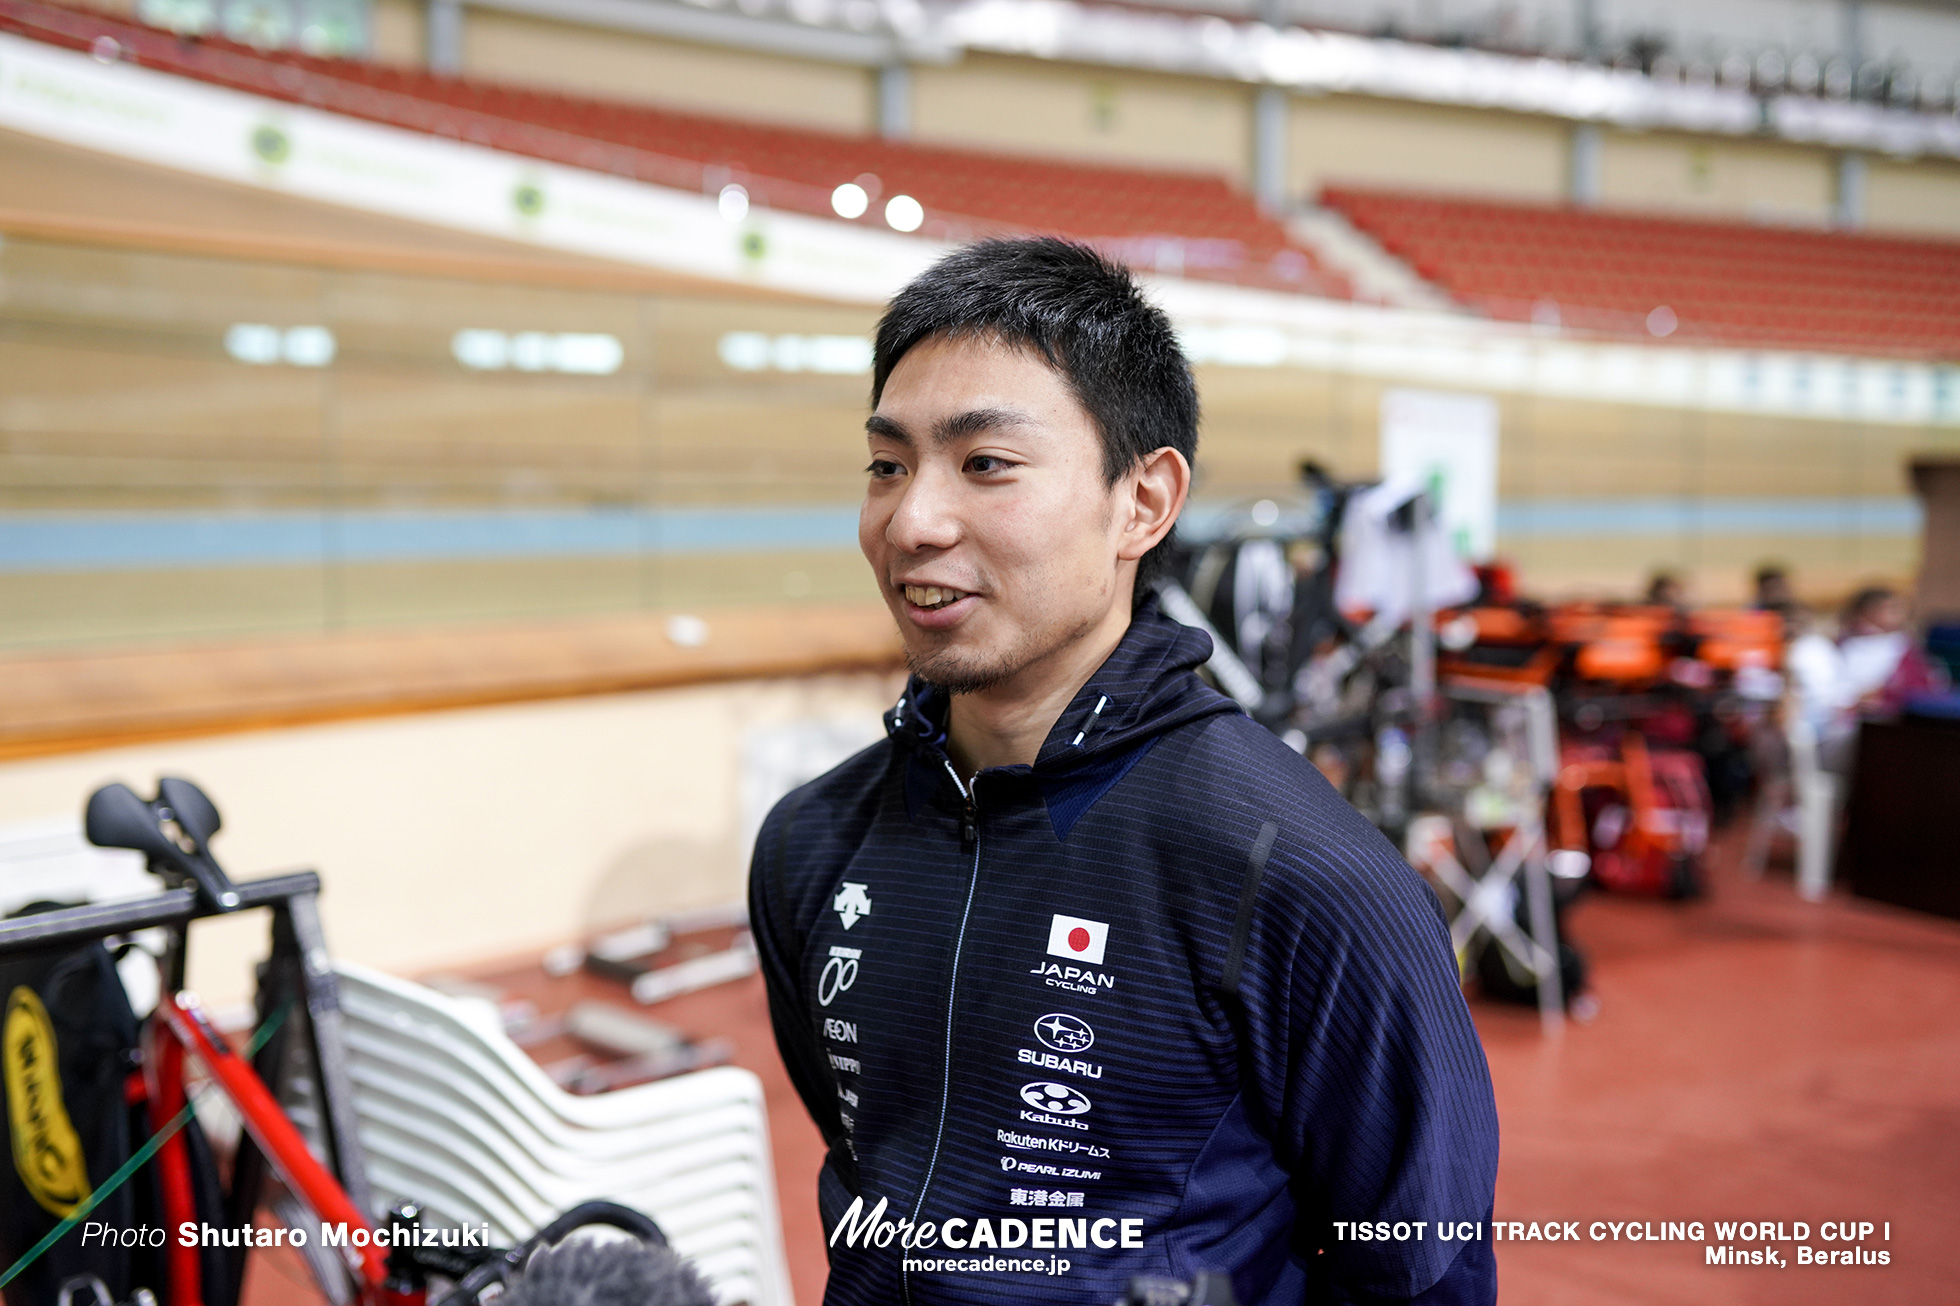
top-left (945, 601), bottom-right (1135, 779)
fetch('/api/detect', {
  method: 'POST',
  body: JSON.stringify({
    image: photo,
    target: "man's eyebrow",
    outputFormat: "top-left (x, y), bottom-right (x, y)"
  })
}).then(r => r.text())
top-left (935, 407), bottom-right (1034, 444)
top-left (867, 407), bottom-right (1038, 448)
top-left (865, 413), bottom-right (912, 445)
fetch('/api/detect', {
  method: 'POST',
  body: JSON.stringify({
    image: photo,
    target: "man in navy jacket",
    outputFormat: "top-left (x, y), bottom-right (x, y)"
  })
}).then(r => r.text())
top-left (750, 239), bottom-right (1498, 1306)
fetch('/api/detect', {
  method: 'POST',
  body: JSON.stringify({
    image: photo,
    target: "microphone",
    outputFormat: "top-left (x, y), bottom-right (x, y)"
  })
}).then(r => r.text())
top-left (497, 1237), bottom-right (717, 1306)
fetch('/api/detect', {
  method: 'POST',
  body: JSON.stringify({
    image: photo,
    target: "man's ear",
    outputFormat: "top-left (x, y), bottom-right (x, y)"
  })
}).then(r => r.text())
top-left (1116, 447), bottom-right (1191, 562)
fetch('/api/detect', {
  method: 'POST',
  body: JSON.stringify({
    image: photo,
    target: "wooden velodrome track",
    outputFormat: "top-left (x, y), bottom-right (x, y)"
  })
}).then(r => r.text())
top-left (0, 126), bottom-right (1929, 667)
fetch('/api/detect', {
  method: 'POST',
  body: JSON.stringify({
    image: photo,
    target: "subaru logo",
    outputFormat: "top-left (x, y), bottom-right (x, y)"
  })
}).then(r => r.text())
top-left (1033, 1013), bottom-right (1094, 1053)
top-left (1020, 1081), bottom-right (1091, 1115)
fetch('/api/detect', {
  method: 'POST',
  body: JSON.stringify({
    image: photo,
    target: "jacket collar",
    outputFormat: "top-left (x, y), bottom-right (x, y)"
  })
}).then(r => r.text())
top-left (885, 595), bottom-right (1240, 778)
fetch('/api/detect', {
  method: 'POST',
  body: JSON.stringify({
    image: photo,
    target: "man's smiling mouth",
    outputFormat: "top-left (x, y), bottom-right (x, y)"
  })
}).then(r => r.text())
top-left (903, 584), bottom-right (970, 610)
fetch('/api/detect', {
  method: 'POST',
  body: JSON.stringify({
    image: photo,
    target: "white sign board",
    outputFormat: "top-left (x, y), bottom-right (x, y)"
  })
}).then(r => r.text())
top-left (0, 32), bottom-right (941, 304)
top-left (1379, 388), bottom-right (1500, 561)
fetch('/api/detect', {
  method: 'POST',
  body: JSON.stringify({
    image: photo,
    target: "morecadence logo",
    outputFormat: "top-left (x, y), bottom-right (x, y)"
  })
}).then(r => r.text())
top-left (828, 1195), bottom-right (1142, 1255)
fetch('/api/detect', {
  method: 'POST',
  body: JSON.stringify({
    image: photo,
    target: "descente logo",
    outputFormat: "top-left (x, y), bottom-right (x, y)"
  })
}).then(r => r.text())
top-left (829, 1195), bottom-right (1143, 1252)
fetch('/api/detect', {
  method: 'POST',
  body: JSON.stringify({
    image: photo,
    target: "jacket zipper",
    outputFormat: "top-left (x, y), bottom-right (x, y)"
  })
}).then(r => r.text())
top-left (902, 759), bottom-right (982, 1304)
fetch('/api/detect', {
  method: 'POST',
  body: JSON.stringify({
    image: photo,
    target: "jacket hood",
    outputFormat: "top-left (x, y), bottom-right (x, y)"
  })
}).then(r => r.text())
top-left (884, 595), bottom-right (1242, 778)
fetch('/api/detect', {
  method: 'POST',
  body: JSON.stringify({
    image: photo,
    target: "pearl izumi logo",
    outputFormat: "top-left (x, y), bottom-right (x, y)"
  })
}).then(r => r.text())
top-left (1045, 914), bottom-right (1108, 965)
top-left (1034, 1014), bottom-right (1094, 1053)
top-left (834, 882), bottom-right (872, 930)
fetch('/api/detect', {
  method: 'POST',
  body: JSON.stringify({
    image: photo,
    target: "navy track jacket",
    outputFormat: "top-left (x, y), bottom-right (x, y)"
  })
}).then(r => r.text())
top-left (751, 603), bottom-right (1499, 1306)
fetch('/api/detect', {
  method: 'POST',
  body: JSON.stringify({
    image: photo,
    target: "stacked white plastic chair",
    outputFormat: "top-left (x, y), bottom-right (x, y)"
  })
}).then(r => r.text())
top-left (289, 961), bottom-right (793, 1306)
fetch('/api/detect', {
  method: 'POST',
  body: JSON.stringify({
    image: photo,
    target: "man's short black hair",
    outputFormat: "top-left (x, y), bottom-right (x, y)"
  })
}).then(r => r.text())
top-left (871, 237), bottom-right (1198, 596)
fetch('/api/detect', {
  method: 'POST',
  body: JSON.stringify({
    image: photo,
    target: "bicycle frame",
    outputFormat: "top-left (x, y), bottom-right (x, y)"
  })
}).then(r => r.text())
top-left (141, 997), bottom-right (677, 1306)
top-left (0, 870), bottom-right (379, 1306)
top-left (147, 990), bottom-right (387, 1305)
top-left (8, 786), bottom-right (658, 1306)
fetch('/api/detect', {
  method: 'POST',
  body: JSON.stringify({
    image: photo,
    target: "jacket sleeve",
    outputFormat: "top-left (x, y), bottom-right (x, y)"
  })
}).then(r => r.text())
top-left (1401, 1219), bottom-right (1495, 1306)
top-left (748, 788), bottom-right (849, 1155)
top-left (1230, 807), bottom-right (1500, 1305)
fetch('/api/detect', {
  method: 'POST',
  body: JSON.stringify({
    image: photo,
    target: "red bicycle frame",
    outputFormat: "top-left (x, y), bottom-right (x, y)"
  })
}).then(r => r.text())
top-left (147, 991), bottom-right (389, 1305)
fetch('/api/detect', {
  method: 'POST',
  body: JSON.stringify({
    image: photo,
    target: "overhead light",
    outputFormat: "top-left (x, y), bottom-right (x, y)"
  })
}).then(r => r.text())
top-left (718, 331), bottom-right (873, 375)
top-left (452, 329), bottom-right (624, 375)
top-left (225, 323), bottom-right (280, 364)
top-left (831, 182), bottom-right (870, 219)
top-left (884, 194), bottom-right (924, 233)
top-left (718, 183), bottom-right (750, 223)
top-left (226, 323), bottom-right (335, 367)
top-left (510, 332), bottom-right (553, 371)
top-left (1647, 306), bottom-right (1679, 337)
top-left (282, 326), bottom-right (336, 367)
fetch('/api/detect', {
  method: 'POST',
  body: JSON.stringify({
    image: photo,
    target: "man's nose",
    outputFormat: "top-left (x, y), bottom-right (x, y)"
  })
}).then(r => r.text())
top-left (886, 466), bottom-right (962, 553)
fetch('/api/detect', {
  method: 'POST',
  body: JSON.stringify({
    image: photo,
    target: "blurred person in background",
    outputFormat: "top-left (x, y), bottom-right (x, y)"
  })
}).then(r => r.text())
top-left (1787, 586), bottom-right (1944, 772)
top-left (1644, 570), bottom-right (1687, 614)
top-left (1752, 564), bottom-right (1801, 638)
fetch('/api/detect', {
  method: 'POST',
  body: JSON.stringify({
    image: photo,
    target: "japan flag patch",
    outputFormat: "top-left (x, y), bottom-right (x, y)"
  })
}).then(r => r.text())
top-left (1045, 914), bottom-right (1109, 966)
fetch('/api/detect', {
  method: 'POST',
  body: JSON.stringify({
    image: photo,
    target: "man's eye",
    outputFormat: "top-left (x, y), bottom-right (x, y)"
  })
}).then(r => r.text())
top-left (966, 455), bottom-right (1017, 475)
top-left (866, 459), bottom-right (903, 478)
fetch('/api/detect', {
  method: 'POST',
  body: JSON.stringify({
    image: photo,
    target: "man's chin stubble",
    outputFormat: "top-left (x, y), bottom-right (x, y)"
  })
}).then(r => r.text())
top-left (904, 647), bottom-right (1018, 695)
top-left (899, 610), bottom-right (1101, 697)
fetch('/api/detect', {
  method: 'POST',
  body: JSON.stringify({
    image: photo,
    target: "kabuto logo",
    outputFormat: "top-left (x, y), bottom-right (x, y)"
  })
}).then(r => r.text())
top-left (1034, 1013), bottom-right (1094, 1053)
top-left (834, 882), bottom-right (872, 930)
top-left (1020, 1081), bottom-right (1091, 1115)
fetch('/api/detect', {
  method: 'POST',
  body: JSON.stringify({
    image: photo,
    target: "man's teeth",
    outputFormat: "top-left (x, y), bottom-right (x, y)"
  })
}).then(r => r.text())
top-left (904, 585), bottom-right (967, 609)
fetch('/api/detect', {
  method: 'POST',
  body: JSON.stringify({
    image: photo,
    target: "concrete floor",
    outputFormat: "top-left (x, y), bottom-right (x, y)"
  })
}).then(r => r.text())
top-left (240, 828), bottom-right (1960, 1305)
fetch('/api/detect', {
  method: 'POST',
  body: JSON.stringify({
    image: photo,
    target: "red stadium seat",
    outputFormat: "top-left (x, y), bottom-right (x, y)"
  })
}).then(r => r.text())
top-left (0, 0), bottom-right (1352, 298)
top-left (1322, 183), bottom-right (1960, 356)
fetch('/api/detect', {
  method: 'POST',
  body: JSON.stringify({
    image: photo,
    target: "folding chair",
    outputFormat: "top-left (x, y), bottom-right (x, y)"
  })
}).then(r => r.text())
top-left (1407, 680), bottom-right (1574, 1033)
